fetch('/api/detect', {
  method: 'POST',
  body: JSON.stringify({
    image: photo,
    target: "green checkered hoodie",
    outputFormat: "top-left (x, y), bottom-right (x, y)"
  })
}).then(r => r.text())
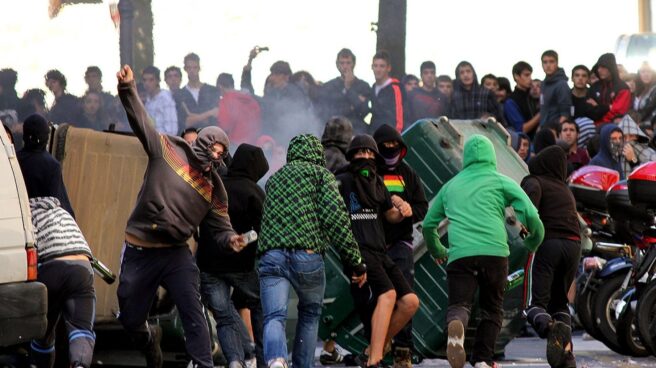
top-left (258, 134), bottom-right (362, 267)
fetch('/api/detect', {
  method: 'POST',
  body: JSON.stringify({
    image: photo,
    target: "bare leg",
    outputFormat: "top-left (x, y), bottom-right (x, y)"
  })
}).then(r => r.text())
top-left (368, 290), bottom-right (396, 366)
top-left (385, 293), bottom-right (419, 344)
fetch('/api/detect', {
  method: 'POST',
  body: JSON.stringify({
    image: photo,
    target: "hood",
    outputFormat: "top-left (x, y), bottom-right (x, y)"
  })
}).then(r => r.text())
top-left (463, 134), bottom-right (497, 170)
top-left (453, 61), bottom-right (479, 90)
top-left (533, 129), bottom-right (556, 154)
top-left (593, 53), bottom-right (620, 82)
top-left (346, 134), bottom-right (381, 161)
top-left (618, 114), bottom-right (650, 143)
top-left (528, 145), bottom-right (568, 182)
top-left (321, 117), bottom-right (353, 152)
top-left (599, 123), bottom-right (623, 156)
top-left (22, 113), bottom-right (50, 151)
top-left (191, 126), bottom-right (230, 169)
top-left (228, 143), bottom-right (269, 182)
top-left (509, 130), bottom-right (519, 151)
top-left (286, 134), bottom-right (326, 166)
top-left (29, 196), bottom-right (61, 212)
top-left (373, 124), bottom-right (407, 160)
top-left (544, 68), bottom-right (568, 85)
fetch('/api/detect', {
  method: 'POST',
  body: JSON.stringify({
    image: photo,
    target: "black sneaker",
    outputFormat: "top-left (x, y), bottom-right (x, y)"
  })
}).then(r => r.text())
top-left (143, 325), bottom-right (163, 368)
top-left (546, 321), bottom-right (570, 368)
top-left (320, 349), bottom-right (344, 366)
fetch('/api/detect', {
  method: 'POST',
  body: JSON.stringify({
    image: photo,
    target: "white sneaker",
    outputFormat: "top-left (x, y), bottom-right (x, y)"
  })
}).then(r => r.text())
top-left (245, 358), bottom-right (257, 368)
top-left (268, 357), bottom-right (288, 368)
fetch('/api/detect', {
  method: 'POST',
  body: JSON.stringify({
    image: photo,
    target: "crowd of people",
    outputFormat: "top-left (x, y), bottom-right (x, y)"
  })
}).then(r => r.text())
top-left (3, 46), bottom-right (656, 368)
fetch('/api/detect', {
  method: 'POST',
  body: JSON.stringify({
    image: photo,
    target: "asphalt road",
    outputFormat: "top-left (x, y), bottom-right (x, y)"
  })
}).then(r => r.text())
top-left (89, 334), bottom-right (656, 368)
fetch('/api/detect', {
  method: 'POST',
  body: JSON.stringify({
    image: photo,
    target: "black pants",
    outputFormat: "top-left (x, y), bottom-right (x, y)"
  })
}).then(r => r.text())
top-left (446, 255), bottom-right (508, 365)
top-left (387, 242), bottom-right (415, 350)
top-left (117, 244), bottom-right (213, 368)
top-left (32, 259), bottom-right (96, 368)
top-left (525, 238), bottom-right (581, 338)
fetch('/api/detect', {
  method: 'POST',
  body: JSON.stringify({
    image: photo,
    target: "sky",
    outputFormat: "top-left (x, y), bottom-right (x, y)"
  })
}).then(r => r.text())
top-left (0, 0), bottom-right (646, 103)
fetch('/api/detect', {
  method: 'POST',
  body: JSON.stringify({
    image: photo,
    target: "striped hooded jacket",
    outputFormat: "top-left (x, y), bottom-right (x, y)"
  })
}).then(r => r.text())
top-left (29, 197), bottom-right (92, 262)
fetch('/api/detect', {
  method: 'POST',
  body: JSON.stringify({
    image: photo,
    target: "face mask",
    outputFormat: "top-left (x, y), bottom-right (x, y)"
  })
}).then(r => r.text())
top-left (350, 157), bottom-right (377, 177)
top-left (383, 153), bottom-right (401, 167)
top-left (610, 141), bottom-right (623, 159)
top-left (379, 145), bottom-right (401, 159)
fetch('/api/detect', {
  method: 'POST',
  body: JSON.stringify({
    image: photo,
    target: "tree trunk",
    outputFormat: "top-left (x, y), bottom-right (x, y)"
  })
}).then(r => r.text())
top-left (376, 0), bottom-right (407, 79)
top-left (119, 0), bottom-right (153, 75)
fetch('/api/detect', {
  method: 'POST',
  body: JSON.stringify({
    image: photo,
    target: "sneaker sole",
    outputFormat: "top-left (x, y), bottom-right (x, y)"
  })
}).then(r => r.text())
top-left (547, 321), bottom-right (569, 367)
top-left (447, 320), bottom-right (466, 368)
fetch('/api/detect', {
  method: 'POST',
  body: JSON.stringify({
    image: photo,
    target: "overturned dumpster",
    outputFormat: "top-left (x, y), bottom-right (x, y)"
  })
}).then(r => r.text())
top-left (318, 118), bottom-right (530, 359)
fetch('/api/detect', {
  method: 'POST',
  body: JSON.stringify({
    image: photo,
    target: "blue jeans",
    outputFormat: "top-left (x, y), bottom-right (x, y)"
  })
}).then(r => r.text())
top-left (200, 271), bottom-right (259, 365)
top-left (258, 249), bottom-right (325, 368)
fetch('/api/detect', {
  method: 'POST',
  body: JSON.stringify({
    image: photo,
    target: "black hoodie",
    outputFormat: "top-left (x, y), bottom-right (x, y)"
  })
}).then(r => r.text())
top-left (197, 144), bottom-right (269, 273)
top-left (373, 124), bottom-right (428, 246)
top-left (589, 53), bottom-right (631, 124)
top-left (321, 117), bottom-right (353, 173)
top-left (521, 146), bottom-right (580, 241)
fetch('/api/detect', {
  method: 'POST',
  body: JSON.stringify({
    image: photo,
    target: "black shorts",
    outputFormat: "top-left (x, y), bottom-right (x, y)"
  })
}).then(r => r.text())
top-left (350, 248), bottom-right (413, 307)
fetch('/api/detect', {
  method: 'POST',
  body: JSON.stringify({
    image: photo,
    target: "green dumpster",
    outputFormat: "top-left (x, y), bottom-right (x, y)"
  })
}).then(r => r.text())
top-left (319, 118), bottom-right (530, 359)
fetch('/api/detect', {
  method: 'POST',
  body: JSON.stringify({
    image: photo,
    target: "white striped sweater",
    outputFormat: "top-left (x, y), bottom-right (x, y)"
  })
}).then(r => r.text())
top-left (29, 197), bottom-right (92, 262)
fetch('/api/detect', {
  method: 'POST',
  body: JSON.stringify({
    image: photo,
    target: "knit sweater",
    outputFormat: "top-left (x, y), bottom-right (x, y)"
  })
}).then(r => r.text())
top-left (29, 197), bottom-right (92, 262)
top-left (258, 134), bottom-right (362, 267)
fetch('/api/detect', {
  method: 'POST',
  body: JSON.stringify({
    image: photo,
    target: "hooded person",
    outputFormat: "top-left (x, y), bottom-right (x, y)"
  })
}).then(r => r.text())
top-left (115, 65), bottom-right (243, 368)
top-left (337, 134), bottom-right (419, 368)
top-left (589, 53), bottom-right (631, 126)
top-left (17, 113), bottom-right (75, 217)
top-left (372, 124), bottom-right (428, 365)
top-left (450, 61), bottom-right (503, 123)
top-left (321, 116), bottom-right (354, 173)
top-left (617, 114), bottom-right (656, 178)
top-left (197, 143), bottom-right (269, 368)
top-left (521, 146), bottom-right (580, 368)
top-left (422, 135), bottom-right (544, 368)
top-left (257, 134), bottom-right (366, 368)
top-left (590, 123), bottom-right (625, 179)
top-left (539, 65), bottom-right (572, 127)
top-left (532, 128), bottom-right (557, 155)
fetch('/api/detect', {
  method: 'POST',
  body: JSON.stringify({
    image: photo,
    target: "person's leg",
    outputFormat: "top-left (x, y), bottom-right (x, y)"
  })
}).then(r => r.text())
top-left (470, 256), bottom-right (508, 366)
top-left (61, 261), bottom-right (96, 368)
top-left (382, 255), bottom-right (419, 347)
top-left (445, 257), bottom-right (480, 368)
top-left (386, 243), bottom-right (415, 353)
top-left (199, 272), bottom-right (245, 366)
top-left (524, 240), bottom-right (559, 338)
top-left (160, 247), bottom-right (213, 368)
top-left (234, 270), bottom-right (265, 368)
top-left (258, 250), bottom-right (292, 366)
top-left (116, 244), bottom-right (164, 356)
top-left (369, 289), bottom-right (396, 365)
top-left (289, 250), bottom-right (325, 368)
top-left (31, 262), bottom-right (63, 368)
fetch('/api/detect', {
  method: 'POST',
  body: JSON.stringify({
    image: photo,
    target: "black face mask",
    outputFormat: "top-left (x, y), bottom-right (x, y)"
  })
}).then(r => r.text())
top-left (350, 157), bottom-right (378, 177)
top-left (348, 158), bottom-right (385, 209)
top-left (379, 145), bottom-right (402, 159)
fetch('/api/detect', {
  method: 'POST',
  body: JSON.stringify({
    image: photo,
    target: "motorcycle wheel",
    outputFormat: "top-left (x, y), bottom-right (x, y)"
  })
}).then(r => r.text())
top-left (615, 306), bottom-right (650, 356)
top-left (592, 272), bottom-right (632, 355)
top-left (636, 280), bottom-right (656, 355)
top-left (574, 273), bottom-right (601, 340)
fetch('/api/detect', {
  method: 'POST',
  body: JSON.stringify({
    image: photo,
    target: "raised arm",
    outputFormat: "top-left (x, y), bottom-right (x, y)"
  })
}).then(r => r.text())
top-left (116, 65), bottom-right (161, 157)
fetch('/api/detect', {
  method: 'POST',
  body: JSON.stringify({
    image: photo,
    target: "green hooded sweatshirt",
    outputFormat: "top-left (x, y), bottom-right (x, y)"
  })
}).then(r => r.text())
top-left (422, 135), bottom-right (544, 264)
top-left (258, 134), bottom-right (362, 267)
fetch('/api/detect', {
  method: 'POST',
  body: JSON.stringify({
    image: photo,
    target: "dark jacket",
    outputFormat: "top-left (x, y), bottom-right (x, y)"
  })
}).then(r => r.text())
top-left (318, 76), bottom-right (371, 134)
top-left (48, 93), bottom-right (81, 124)
top-left (521, 146), bottom-right (580, 241)
top-left (450, 61), bottom-right (502, 122)
top-left (322, 117), bottom-right (353, 173)
top-left (374, 124), bottom-right (428, 246)
top-left (370, 78), bottom-right (407, 135)
top-left (197, 144), bottom-right (269, 273)
top-left (539, 68), bottom-right (571, 126)
top-left (407, 87), bottom-right (449, 124)
top-left (118, 81), bottom-right (236, 248)
top-left (571, 92), bottom-right (607, 121)
top-left (505, 87), bottom-right (538, 133)
top-left (177, 83), bottom-right (220, 129)
top-left (589, 53), bottom-right (631, 125)
top-left (590, 123), bottom-right (625, 179)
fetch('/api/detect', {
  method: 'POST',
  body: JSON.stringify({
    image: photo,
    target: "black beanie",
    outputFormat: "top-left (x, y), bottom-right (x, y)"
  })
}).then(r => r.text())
top-left (346, 134), bottom-right (380, 161)
top-left (22, 113), bottom-right (50, 150)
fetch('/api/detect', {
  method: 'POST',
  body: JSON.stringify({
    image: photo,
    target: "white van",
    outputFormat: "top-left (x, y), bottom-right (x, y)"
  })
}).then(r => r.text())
top-left (615, 32), bottom-right (656, 72)
top-left (0, 127), bottom-right (47, 346)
